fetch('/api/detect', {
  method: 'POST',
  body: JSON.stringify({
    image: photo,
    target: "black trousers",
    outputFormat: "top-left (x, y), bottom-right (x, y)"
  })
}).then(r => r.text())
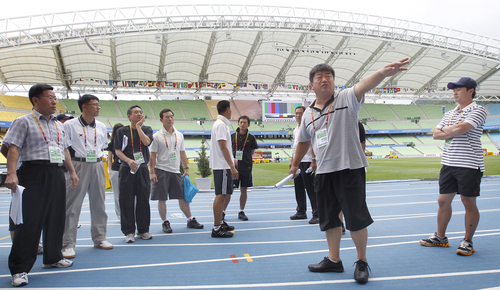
top-left (119, 166), bottom-right (151, 235)
top-left (9, 163), bottom-right (66, 274)
top-left (293, 162), bottom-right (318, 218)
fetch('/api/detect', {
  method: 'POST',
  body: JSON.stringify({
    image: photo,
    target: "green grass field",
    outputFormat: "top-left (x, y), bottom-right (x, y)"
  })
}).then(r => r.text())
top-left (187, 155), bottom-right (500, 187)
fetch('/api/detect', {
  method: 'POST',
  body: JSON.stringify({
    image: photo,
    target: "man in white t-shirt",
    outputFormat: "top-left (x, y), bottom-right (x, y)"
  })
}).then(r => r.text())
top-left (290, 58), bottom-right (409, 284)
top-left (209, 100), bottom-right (238, 238)
top-left (149, 109), bottom-right (204, 233)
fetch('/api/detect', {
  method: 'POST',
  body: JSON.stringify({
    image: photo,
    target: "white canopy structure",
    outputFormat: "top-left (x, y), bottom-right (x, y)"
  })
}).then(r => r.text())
top-left (0, 4), bottom-right (499, 101)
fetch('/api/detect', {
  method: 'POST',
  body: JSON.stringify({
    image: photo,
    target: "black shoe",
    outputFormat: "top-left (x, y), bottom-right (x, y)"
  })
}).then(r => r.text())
top-left (211, 227), bottom-right (233, 238)
top-left (353, 260), bottom-right (370, 284)
top-left (238, 211), bottom-right (248, 221)
top-left (308, 257), bottom-right (344, 272)
top-left (162, 220), bottom-right (173, 233)
top-left (290, 213), bottom-right (307, 220)
top-left (309, 217), bottom-right (319, 224)
top-left (341, 222), bottom-right (346, 235)
top-left (186, 217), bottom-right (204, 229)
top-left (221, 220), bottom-right (235, 231)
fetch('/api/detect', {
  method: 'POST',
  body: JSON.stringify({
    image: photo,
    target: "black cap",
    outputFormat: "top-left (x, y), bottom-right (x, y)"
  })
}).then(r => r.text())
top-left (447, 77), bottom-right (477, 90)
top-left (56, 114), bottom-right (74, 121)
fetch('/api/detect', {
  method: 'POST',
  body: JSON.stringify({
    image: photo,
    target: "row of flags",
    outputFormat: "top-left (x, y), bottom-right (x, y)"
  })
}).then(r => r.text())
top-left (68, 78), bottom-right (448, 93)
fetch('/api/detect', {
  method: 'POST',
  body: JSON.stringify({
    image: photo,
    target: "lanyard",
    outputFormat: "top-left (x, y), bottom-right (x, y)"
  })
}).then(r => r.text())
top-left (311, 101), bottom-right (334, 130)
top-left (235, 131), bottom-right (249, 151)
top-left (130, 126), bottom-right (142, 153)
top-left (162, 130), bottom-right (177, 151)
top-left (32, 111), bottom-right (59, 145)
top-left (447, 110), bottom-right (465, 126)
top-left (82, 125), bottom-right (97, 148)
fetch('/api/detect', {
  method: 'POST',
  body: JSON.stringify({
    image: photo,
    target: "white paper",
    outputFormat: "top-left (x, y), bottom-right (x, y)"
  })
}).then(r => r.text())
top-left (274, 169), bottom-right (301, 189)
top-left (10, 185), bottom-right (25, 225)
top-left (122, 135), bottom-right (128, 151)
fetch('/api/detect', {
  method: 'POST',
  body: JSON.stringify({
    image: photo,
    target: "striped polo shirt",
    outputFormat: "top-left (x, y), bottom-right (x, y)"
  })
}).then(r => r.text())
top-left (437, 102), bottom-right (487, 172)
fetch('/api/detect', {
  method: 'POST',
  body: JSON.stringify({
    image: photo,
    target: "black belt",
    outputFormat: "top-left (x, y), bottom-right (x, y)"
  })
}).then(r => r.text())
top-left (23, 160), bottom-right (64, 167)
top-left (72, 157), bottom-right (103, 162)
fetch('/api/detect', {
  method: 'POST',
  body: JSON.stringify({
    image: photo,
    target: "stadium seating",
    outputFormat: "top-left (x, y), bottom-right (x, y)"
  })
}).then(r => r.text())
top-left (358, 106), bottom-right (371, 120)
top-left (260, 122), bottom-right (292, 131)
top-left (390, 104), bottom-right (424, 120)
top-left (366, 122), bottom-right (395, 130)
top-left (489, 132), bottom-right (500, 142)
top-left (419, 104), bottom-right (455, 119)
top-left (362, 103), bottom-right (399, 121)
top-left (415, 146), bottom-right (443, 155)
top-left (0, 111), bottom-right (26, 121)
top-left (481, 133), bottom-right (492, 143)
top-left (179, 100), bottom-right (211, 121)
top-left (487, 104), bottom-right (500, 116)
top-left (233, 100), bottom-right (262, 120)
top-left (204, 100), bottom-right (221, 120)
top-left (0, 94), bottom-right (32, 110)
top-left (393, 147), bottom-right (422, 156)
top-left (150, 100), bottom-right (185, 120)
top-left (367, 137), bottom-right (396, 145)
top-left (366, 147), bottom-right (393, 157)
top-left (59, 99), bottom-right (80, 115)
top-left (483, 143), bottom-right (499, 152)
top-left (485, 118), bottom-right (500, 126)
top-left (390, 135), bottom-right (419, 145)
top-left (174, 122), bottom-right (203, 131)
top-left (418, 121), bottom-right (440, 129)
top-left (392, 122), bottom-right (421, 129)
top-left (117, 101), bottom-right (154, 119)
top-left (416, 135), bottom-right (442, 145)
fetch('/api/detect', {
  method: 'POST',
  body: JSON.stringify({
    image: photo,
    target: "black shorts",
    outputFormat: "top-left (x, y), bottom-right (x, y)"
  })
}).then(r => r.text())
top-left (214, 169), bottom-right (233, 195)
top-left (233, 169), bottom-right (253, 188)
top-left (439, 165), bottom-right (483, 197)
top-left (150, 169), bottom-right (184, 201)
top-left (315, 168), bottom-right (373, 232)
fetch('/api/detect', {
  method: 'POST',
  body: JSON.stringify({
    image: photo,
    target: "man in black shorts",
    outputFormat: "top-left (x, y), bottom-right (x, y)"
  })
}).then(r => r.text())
top-left (290, 59), bottom-right (409, 284)
top-left (420, 77), bottom-right (487, 256)
top-left (230, 115), bottom-right (258, 221)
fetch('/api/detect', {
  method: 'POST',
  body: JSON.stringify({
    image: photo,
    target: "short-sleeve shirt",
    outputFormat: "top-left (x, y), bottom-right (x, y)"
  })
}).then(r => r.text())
top-left (107, 140), bottom-right (121, 171)
top-left (114, 125), bottom-right (153, 166)
top-left (297, 88), bottom-right (368, 174)
top-left (231, 128), bottom-right (258, 170)
top-left (3, 109), bottom-right (69, 161)
top-left (437, 102), bottom-right (487, 172)
top-left (64, 116), bottom-right (108, 159)
top-left (209, 115), bottom-right (233, 170)
top-left (150, 127), bottom-right (185, 174)
top-left (293, 126), bottom-right (313, 162)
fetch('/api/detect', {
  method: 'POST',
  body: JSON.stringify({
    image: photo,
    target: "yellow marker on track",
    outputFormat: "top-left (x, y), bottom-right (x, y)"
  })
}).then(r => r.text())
top-left (244, 253), bottom-right (253, 262)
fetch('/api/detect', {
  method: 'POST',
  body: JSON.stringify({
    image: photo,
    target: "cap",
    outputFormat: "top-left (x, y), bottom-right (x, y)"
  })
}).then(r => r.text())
top-left (447, 77), bottom-right (477, 90)
top-left (56, 114), bottom-right (74, 121)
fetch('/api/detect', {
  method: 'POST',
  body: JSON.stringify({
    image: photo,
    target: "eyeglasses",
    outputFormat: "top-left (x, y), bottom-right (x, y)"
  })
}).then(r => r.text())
top-left (87, 103), bottom-right (101, 108)
top-left (39, 96), bottom-right (58, 103)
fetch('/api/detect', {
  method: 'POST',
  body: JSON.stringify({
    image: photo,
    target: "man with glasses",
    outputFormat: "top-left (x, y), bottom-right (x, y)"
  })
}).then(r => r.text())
top-left (4, 84), bottom-right (79, 286)
top-left (62, 95), bottom-right (113, 260)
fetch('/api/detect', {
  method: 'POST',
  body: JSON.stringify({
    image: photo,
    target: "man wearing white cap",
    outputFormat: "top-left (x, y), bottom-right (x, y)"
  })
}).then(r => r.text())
top-left (420, 77), bottom-right (487, 256)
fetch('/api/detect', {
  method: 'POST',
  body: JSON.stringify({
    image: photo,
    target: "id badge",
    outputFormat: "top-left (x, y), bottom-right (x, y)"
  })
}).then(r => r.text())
top-left (169, 151), bottom-right (177, 162)
top-left (86, 150), bottom-right (97, 162)
top-left (316, 128), bottom-right (329, 148)
top-left (133, 152), bottom-right (145, 164)
top-left (49, 146), bottom-right (63, 163)
top-left (235, 150), bottom-right (243, 160)
top-left (443, 138), bottom-right (452, 151)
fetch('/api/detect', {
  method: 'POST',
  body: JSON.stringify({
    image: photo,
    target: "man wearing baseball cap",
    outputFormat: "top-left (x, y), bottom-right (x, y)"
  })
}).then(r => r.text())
top-left (420, 77), bottom-right (487, 256)
top-left (56, 114), bottom-right (74, 123)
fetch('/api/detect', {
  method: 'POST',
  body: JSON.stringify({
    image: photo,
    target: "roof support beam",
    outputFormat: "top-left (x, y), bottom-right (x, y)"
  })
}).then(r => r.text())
top-left (415, 55), bottom-right (466, 94)
top-left (476, 66), bottom-right (500, 86)
top-left (197, 31), bottom-right (217, 92)
top-left (232, 31), bottom-right (263, 95)
top-left (109, 39), bottom-right (120, 84)
top-left (325, 36), bottom-right (349, 67)
top-left (382, 47), bottom-right (430, 88)
top-left (345, 41), bottom-right (388, 87)
top-left (52, 45), bottom-right (71, 92)
top-left (156, 35), bottom-right (168, 93)
top-left (0, 67), bottom-right (7, 84)
top-left (268, 32), bottom-right (308, 96)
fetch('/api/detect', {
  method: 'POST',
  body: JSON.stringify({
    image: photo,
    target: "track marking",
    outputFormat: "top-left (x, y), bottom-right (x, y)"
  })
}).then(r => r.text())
top-left (244, 254), bottom-right (253, 262)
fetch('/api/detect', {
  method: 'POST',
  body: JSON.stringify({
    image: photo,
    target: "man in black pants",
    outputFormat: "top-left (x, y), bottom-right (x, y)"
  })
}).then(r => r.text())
top-left (4, 84), bottom-right (79, 287)
top-left (114, 105), bottom-right (154, 243)
top-left (290, 106), bottom-right (318, 224)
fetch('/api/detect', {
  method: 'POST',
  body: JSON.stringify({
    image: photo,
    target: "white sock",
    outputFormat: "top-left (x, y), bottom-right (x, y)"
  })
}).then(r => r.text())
top-left (187, 216), bottom-right (193, 221)
top-left (214, 225), bottom-right (221, 231)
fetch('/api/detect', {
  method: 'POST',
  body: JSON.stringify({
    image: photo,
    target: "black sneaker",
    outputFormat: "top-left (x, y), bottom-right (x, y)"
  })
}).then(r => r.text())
top-left (341, 222), bottom-right (346, 235)
top-left (309, 217), bottom-right (319, 224)
top-left (211, 227), bottom-right (233, 238)
top-left (221, 220), bottom-right (235, 231)
top-left (162, 220), bottom-right (173, 233)
top-left (290, 213), bottom-right (307, 220)
top-left (308, 257), bottom-right (344, 272)
top-left (238, 211), bottom-right (248, 221)
top-left (187, 217), bottom-right (204, 229)
top-left (353, 260), bottom-right (370, 284)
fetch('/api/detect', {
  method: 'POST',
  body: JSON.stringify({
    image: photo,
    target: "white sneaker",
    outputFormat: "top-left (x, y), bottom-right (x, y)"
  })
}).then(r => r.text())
top-left (11, 272), bottom-right (28, 287)
top-left (62, 248), bottom-right (76, 259)
top-left (125, 233), bottom-right (135, 243)
top-left (136, 232), bottom-right (153, 240)
top-left (94, 240), bottom-right (114, 250)
top-left (42, 258), bottom-right (73, 269)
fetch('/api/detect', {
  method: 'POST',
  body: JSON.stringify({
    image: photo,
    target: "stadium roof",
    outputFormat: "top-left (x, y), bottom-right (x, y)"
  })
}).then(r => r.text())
top-left (0, 4), bottom-right (500, 101)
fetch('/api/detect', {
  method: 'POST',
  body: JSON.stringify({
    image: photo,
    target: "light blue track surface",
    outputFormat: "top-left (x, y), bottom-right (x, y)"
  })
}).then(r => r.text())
top-left (0, 177), bottom-right (499, 289)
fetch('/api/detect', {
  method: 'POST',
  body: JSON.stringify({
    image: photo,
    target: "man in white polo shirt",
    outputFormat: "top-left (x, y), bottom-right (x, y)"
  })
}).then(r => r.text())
top-left (210, 100), bottom-right (238, 238)
top-left (149, 108), bottom-right (204, 233)
top-left (62, 94), bottom-right (112, 260)
top-left (420, 77), bottom-right (487, 256)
